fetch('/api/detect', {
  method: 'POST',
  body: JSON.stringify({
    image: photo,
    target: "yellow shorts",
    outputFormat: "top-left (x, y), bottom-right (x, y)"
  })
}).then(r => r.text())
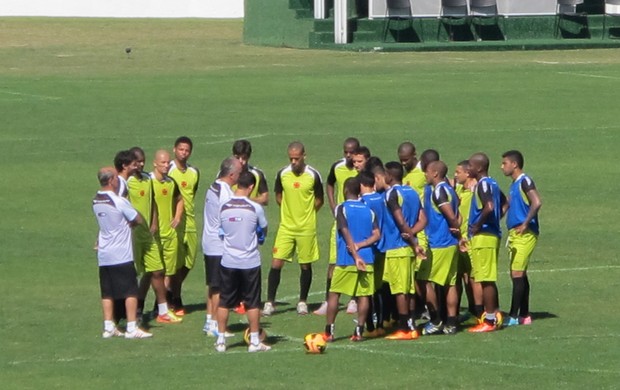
top-left (158, 233), bottom-right (179, 276)
top-left (507, 229), bottom-right (538, 272)
top-left (272, 228), bottom-right (319, 264)
top-left (470, 233), bottom-right (499, 282)
top-left (330, 265), bottom-right (375, 297)
top-left (428, 246), bottom-right (459, 286)
top-left (328, 222), bottom-right (337, 265)
top-left (178, 230), bottom-right (197, 270)
top-left (383, 246), bottom-right (414, 295)
top-left (133, 235), bottom-right (164, 274)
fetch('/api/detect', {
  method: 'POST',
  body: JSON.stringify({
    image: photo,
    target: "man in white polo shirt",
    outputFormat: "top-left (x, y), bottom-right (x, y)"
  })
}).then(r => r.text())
top-left (215, 170), bottom-right (270, 353)
top-left (202, 157), bottom-right (242, 336)
top-left (93, 166), bottom-right (151, 339)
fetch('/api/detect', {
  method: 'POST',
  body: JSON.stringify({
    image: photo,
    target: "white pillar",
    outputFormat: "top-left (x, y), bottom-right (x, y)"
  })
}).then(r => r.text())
top-left (334, 0), bottom-right (348, 44)
top-left (314, 0), bottom-right (325, 19)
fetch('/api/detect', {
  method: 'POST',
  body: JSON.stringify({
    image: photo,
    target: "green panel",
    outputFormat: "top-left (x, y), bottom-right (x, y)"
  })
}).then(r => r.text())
top-left (244, 0), bottom-right (315, 48)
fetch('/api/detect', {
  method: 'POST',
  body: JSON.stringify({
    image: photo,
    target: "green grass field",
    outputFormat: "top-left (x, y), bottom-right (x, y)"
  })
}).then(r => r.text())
top-left (1, 17), bottom-right (619, 389)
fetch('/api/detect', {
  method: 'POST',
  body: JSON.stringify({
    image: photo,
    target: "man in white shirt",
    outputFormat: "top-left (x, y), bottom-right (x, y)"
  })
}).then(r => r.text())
top-left (93, 166), bottom-right (151, 339)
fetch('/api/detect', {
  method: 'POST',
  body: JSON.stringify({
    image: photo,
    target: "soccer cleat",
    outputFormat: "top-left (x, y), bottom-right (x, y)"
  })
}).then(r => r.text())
top-left (422, 321), bottom-right (444, 336)
top-left (468, 322), bottom-right (496, 333)
top-left (102, 327), bottom-right (124, 339)
top-left (520, 315), bottom-right (532, 325)
top-left (443, 325), bottom-right (457, 335)
top-left (233, 302), bottom-right (246, 315)
top-left (297, 301), bottom-right (309, 315)
top-left (346, 299), bottom-right (358, 314)
top-left (322, 332), bottom-right (334, 342)
top-left (156, 310), bottom-right (183, 324)
top-left (420, 309), bottom-right (431, 321)
top-left (385, 329), bottom-right (417, 340)
top-left (505, 317), bottom-right (519, 327)
top-left (124, 328), bottom-right (153, 339)
top-left (313, 301), bottom-right (328, 316)
top-left (248, 342), bottom-right (271, 352)
top-left (350, 334), bottom-right (363, 342)
top-left (262, 302), bottom-right (275, 317)
top-left (215, 342), bottom-right (226, 353)
top-left (174, 308), bottom-right (186, 317)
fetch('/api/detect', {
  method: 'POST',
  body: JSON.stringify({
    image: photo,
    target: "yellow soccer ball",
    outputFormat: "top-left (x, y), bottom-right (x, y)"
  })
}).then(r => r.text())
top-left (303, 333), bottom-right (327, 354)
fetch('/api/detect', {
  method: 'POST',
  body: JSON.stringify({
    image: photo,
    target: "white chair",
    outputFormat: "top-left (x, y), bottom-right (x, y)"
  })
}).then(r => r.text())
top-left (470, 0), bottom-right (505, 41)
top-left (603, 0), bottom-right (620, 39)
top-left (437, 0), bottom-right (470, 41)
top-left (554, 0), bottom-right (589, 39)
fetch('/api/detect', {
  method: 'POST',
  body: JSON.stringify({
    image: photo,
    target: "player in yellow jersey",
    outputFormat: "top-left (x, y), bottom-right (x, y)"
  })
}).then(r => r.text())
top-left (313, 138), bottom-right (359, 316)
top-left (263, 142), bottom-right (324, 316)
top-left (232, 140), bottom-right (269, 206)
top-left (398, 142), bottom-right (425, 195)
top-left (168, 136), bottom-right (200, 316)
top-left (454, 160), bottom-right (476, 318)
top-left (128, 147), bottom-right (181, 324)
top-left (151, 150), bottom-right (185, 312)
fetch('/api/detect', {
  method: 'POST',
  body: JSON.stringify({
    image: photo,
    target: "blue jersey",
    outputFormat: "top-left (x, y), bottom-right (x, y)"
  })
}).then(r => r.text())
top-left (469, 177), bottom-right (502, 239)
top-left (507, 173), bottom-right (540, 235)
top-left (335, 200), bottom-right (376, 266)
top-left (424, 182), bottom-right (459, 248)
top-left (361, 191), bottom-right (387, 253)
top-left (382, 184), bottom-right (422, 251)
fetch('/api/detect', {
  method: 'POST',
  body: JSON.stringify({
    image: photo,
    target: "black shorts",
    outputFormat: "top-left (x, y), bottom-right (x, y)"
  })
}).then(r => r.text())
top-left (99, 262), bottom-right (139, 299)
top-left (218, 265), bottom-right (261, 310)
top-left (204, 255), bottom-right (222, 290)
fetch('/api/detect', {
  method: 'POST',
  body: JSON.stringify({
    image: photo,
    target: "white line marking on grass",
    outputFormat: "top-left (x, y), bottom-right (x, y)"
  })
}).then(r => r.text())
top-left (350, 345), bottom-right (620, 375)
top-left (0, 90), bottom-right (61, 101)
top-left (557, 71), bottom-right (620, 80)
top-left (528, 265), bottom-right (620, 273)
top-left (196, 134), bottom-right (268, 146)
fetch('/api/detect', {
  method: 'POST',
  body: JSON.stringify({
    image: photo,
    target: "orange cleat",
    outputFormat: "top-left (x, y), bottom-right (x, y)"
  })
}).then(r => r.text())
top-left (468, 322), bottom-right (496, 333)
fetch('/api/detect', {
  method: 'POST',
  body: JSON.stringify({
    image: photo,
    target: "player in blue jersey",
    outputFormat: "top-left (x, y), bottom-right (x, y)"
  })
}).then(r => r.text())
top-left (358, 170), bottom-right (388, 337)
top-left (382, 162), bottom-right (427, 340)
top-left (464, 153), bottom-right (506, 333)
top-left (324, 177), bottom-right (381, 342)
top-left (421, 161), bottom-right (462, 335)
top-left (501, 150), bottom-right (542, 326)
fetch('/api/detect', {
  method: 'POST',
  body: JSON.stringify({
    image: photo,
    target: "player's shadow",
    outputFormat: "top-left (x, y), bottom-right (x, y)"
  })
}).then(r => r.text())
top-left (182, 303), bottom-right (205, 315)
top-left (529, 311), bottom-right (557, 321)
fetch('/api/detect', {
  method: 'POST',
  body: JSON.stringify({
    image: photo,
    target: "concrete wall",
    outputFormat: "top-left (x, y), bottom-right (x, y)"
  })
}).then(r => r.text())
top-left (0, 0), bottom-right (244, 18)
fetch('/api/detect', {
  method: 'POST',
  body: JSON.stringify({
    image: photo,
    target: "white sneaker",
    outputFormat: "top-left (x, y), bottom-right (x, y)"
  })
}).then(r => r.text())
top-left (313, 301), bottom-right (328, 315)
top-left (346, 299), bottom-right (358, 314)
top-left (203, 320), bottom-right (218, 337)
top-left (262, 302), bottom-right (275, 316)
top-left (248, 342), bottom-right (271, 352)
top-left (215, 342), bottom-right (227, 353)
top-left (297, 301), bottom-right (309, 315)
top-left (124, 328), bottom-right (153, 339)
top-left (102, 327), bottom-right (124, 339)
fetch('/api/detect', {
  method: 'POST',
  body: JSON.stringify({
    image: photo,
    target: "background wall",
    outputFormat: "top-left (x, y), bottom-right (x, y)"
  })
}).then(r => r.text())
top-left (0, 0), bottom-right (244, 18)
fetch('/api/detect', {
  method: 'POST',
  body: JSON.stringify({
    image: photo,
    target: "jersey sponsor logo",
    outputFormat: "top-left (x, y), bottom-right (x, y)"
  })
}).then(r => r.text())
top-left (293, 182), bottom-right (301, 188)
top-left (273, 247), bottom-right (278, 254)
top-left (181, 181), bottom-right (187, 188)
top-left (227, 217), bottom-right (243, 222)
top-left (139, 190), bottom-right (145, 196)
top-left (162, 188), bottom-right (168, 196)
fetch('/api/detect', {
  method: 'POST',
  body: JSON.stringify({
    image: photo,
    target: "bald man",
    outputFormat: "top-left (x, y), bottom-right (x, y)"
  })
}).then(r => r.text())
top-left (93, 166), bottom-right (151, 338)
top-left (151, 150), bottom-right (184, 323)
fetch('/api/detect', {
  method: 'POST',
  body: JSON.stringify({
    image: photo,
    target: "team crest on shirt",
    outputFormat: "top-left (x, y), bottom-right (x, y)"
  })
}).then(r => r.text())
top-left (293, 182), bottom-right (301, 188)
top-left (273, 247), bottom-right (278, 254)
top-left (162, 188), bottom-right (168, 196)
top-left (140, 190), bottom-right (145, 196)
top-left (181, 181), bottom-right (187, 188)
